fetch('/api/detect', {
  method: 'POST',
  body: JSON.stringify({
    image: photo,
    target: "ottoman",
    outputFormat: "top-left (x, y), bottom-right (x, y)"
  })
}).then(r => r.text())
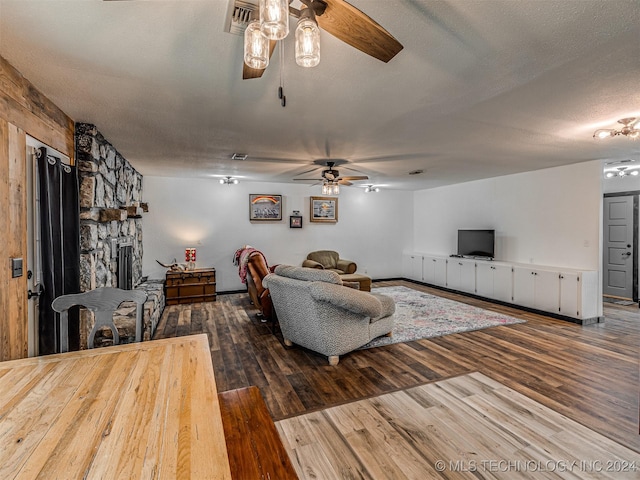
top-left (340, 273), bottom-right (372, 292)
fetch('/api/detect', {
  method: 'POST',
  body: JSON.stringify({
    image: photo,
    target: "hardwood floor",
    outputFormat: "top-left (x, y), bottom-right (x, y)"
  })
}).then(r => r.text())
top-left (277, 372), bottom-right (640, 479)
top-left (153, 280), bottom-right (640, 453)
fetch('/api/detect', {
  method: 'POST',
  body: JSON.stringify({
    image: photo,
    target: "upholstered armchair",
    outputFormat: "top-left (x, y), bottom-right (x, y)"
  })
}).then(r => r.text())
top-left (263, 265), bottom-right (395, 365)
top-left (302, 250), bottom-right (357, 275)
top-left (246, 252), bottom-right (275, 320)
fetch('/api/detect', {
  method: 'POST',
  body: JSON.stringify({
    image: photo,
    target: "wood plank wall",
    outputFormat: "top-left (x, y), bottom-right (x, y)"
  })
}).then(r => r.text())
top-left (0, 54), bottom-right (74, 361)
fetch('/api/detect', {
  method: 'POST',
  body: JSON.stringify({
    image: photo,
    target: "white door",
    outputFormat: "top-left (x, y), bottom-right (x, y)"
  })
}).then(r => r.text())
top-left (603, 196), bottom-right (635, 300)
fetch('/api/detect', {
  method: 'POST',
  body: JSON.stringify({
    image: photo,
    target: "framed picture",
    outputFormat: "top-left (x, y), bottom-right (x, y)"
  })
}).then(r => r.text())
top-left (249, 194), bottom-right (282, 221)
top-left (289, 215), bottom-right (303, 228)
top-left (310, 196), bottom-right (338, 223)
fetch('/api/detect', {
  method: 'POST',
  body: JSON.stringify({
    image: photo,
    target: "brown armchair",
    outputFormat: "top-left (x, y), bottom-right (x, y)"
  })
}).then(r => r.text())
top-left (246, 252), bottom-right (275, 320)
top-left (302, 250), bottom-right (357, 275)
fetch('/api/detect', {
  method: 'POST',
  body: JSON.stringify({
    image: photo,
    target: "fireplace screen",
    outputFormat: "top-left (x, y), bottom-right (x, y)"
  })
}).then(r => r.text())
top-left (118, 244), bottom-right (133, 290)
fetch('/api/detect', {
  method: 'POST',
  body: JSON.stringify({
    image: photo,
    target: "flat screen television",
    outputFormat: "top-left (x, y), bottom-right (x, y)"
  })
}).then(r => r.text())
top-left (457, 229), bottom-right (495, 259)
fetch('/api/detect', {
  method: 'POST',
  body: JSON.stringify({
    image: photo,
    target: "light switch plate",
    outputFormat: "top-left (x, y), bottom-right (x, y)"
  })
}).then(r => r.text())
top-left (11, 258), bottom-right (23, 278)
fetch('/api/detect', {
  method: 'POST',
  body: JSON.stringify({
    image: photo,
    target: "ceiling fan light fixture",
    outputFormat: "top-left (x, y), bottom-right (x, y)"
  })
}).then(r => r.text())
top-left (322, 182), bottom-right (339, 195)
top-left (220, 176), bottom-right (239, 185)
top-left (594, 117), bottom-right (639, 140)
top-left (295, 11), bottom-right (320, 68)
top-left (244, 20), bottom-right (269, 69)
top-left (259, 0), bottom-right (289, 40)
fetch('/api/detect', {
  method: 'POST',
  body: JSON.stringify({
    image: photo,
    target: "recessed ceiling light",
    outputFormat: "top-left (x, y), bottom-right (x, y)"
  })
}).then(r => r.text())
top-left (231, 153), bottom-right (248, 160)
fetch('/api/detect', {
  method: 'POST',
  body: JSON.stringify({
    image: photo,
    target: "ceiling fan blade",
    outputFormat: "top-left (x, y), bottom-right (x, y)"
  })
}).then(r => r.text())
top-left (242, 39), bottom-right (277, 80)
top-left (316, 0), bottom-right (403, 63)
top-left (339, 175), bottom-right (368, 181)
top-left (338, 180), bottom-right (353, 186)
top-left (294, 177), bottom-right (324, 181)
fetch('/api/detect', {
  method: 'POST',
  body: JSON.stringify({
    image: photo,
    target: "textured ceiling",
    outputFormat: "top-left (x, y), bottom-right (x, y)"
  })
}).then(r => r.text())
top-left (0, 0), bottom-right (638, 190)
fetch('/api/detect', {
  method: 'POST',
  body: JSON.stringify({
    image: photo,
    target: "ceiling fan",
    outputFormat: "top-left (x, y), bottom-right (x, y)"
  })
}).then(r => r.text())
top-left (293, 161), bottom-right (368, 186)
top-left (243, 0), bottom-right (403, 79)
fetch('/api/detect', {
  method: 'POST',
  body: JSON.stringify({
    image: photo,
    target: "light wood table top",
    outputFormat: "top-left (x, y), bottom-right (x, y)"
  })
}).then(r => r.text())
top-left (0, 334), bottom-right (232, 479)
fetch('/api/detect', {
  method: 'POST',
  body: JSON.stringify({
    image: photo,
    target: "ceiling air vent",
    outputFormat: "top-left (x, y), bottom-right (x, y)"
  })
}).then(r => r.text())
top-left (224, 0), bottom-right (258, 36)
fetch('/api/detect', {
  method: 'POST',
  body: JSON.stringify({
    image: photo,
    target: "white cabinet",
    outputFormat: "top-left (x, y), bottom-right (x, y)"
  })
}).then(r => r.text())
top-left (432, 257), bottom-right (448, 287)
top-left (406, 254), bottom-right (598, 322)
top-left (513, 266), bottom-right (560, 314)
top-left (476, 262), bottom-right (513, 303)
top-left (559, 271), bottom-right (599, 319)
top-left (446, 258), bottom-right (476, 293)
top-left (403, 254), bottom-right (423, 281)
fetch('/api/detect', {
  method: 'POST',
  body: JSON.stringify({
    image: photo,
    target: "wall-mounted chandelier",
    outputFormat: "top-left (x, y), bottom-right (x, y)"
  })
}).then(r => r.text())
top-left (594, 117), bottom-right (640, 139)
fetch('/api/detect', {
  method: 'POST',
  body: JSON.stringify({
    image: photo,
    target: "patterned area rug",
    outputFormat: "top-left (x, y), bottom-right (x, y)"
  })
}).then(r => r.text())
top-left (361, 286), bottom-right (525, 349)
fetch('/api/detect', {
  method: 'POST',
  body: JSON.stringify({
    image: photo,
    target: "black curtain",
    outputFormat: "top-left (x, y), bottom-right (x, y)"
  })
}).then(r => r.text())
top-left (37, 147), bottom-right (80, 355)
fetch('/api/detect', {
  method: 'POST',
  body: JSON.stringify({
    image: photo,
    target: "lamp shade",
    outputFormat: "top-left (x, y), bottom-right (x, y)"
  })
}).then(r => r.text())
top-left (295, 17), bottom-right (320, 67)
top-left (260, 0), bottom-right (289, 40)
top-left (244, 20), bottom-right (269, 69)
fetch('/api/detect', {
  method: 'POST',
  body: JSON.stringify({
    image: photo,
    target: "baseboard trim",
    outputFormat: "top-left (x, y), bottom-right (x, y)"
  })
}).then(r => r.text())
top-left (399, 278), bottom-right (603, 325)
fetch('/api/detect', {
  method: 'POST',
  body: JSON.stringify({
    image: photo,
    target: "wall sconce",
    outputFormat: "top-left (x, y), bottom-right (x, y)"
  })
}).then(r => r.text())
top-left (364, 185), bottom-right (380, 193)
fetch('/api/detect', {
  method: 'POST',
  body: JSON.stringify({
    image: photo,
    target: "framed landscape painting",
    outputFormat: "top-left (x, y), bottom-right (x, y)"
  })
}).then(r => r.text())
top-left (310, 196), bottom-right (338, 223)
top-left (249, 194), bottom-right (282, 221)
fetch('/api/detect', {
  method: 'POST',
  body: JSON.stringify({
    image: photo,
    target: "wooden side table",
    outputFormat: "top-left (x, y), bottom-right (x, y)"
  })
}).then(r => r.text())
top-left (165, 268), bottom-right (217, 305)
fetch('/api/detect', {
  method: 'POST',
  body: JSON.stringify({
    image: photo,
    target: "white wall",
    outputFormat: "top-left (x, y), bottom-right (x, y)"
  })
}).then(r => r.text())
top-left (142, 177), bottom-right (413, 291)
top-left (412, 161), bottom-right (603, 271)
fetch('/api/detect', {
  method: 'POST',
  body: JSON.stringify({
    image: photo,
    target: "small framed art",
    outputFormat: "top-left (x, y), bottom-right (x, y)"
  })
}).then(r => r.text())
top-left (310, 196), bottom-right (338, 223)
top-left (249, 194), bottom-right (282, 221)
top-left (290, 215), bottom-right (303, 228)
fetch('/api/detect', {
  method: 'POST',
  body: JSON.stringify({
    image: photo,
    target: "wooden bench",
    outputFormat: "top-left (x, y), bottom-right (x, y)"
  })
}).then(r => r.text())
top-left (219, 386), bottom-right (298, 479)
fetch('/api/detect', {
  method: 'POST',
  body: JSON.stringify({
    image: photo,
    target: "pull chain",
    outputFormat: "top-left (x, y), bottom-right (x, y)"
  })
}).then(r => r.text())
top-left (278, 40), bottom-right (286, 107)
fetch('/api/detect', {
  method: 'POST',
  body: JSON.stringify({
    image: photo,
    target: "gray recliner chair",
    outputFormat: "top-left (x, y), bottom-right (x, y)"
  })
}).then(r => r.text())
top-left (263, 265), bottom-right (395, 365)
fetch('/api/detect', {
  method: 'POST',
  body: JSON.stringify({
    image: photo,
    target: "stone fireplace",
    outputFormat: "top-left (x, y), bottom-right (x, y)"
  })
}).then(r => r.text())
top-left (75, 123), bottom-right (164, 348)
top-left (76, 123), bottom-right (143, 292)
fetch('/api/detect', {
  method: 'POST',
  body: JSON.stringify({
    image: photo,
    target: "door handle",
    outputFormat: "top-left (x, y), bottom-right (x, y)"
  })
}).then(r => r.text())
top-left (28, 284), bottom-right (43, 299)
top-left (624, 252), bottom-right (632, 256)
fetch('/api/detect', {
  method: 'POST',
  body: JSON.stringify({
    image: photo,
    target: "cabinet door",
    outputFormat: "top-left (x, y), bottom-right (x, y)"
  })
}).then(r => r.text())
top-left (433, 258), bottom-right (447, 286)
top-left (534, 270), bottom-right (560, 314)
top-left (513, 267), bottom-right (536, 308)
top-left (475, 263), bottom-right (495, 298)
top-left (559, 272), bottom-right (580, 317)
top-left (492, 264), bottom-right (513, 303)
top-left (446, 260), bottom-right (461, 290)
top-left (459, 260), bottom-right (476, 293)
top-left (422, 256), bottom-right (436, 284)
top-left (404, 254), bottom-right (423, 281)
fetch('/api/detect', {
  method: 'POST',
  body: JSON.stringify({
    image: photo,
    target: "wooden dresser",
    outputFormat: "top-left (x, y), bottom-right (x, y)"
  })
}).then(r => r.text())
top-left (165, 268), bottom-right (217, 305)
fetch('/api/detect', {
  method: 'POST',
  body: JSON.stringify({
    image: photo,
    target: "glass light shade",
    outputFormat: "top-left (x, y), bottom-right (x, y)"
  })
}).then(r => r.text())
top-left (244, 20), bottom-right (269, 69)
top-left (260, 0), bottom-right (289, 40)
top-left (605, 172), bottom-right (615, 178)
top-left (219, 178), bottom-right (225, 184)
top-left (631, 170), bottom-right (639, 176)
top-left (594, 130), bottom-right (613, 139)
top-left (295, 18), bottom-right (320, 67)
top-left (232, 178), bottom-right (239, 184)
